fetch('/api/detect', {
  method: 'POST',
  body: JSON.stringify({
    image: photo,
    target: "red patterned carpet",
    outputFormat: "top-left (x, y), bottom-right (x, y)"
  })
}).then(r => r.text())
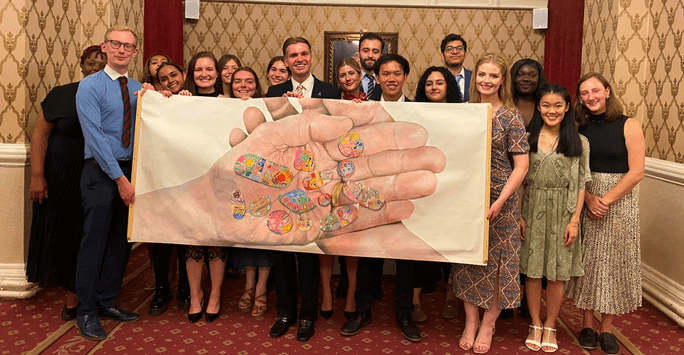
top-left (2, 245), bottom-right (683, 354)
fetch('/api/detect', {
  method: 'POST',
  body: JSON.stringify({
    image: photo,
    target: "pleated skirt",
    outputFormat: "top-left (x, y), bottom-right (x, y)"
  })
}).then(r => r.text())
top-left (565, 172), bottom-right (642, 315)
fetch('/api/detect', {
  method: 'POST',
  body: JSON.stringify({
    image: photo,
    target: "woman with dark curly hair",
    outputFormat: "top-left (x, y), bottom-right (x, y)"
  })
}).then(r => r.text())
top-left (415, 66), bottom-right (462, 103)
top-left (411, 65), bottom-right (462, 324)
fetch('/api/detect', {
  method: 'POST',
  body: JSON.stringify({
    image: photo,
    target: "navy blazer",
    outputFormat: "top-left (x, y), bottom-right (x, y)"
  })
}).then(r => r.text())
top-left (266, 76), bottom-right (340, 99)
top-left (367, 87), bottom-right (383, 101)
top-left (363, 79), bottom-right (383, 101)
top-left (463, 68), bottom-right (473, 102)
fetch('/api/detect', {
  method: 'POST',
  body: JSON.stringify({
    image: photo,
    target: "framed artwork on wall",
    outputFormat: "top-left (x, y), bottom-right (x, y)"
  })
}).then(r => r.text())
top-left (323, 31), bottom-right (398, 87)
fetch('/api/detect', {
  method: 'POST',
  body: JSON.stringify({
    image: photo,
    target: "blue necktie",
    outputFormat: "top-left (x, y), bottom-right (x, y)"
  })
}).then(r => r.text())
top-left (456, 74), bottom-right (464, 101)
top-left (367, 76), bottom-right (376, 97)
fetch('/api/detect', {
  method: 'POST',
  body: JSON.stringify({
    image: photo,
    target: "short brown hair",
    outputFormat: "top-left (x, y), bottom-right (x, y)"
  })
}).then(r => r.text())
top-left (104, 26), bottom-right (138, 46)
top-left (574, 72), bottom-right (624, 126)
top-left (282, 37), bottom-right (311, 56)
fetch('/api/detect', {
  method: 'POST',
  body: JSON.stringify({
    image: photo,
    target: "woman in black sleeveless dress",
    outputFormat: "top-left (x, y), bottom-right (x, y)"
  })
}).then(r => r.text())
top-left (27, 45), bottom-right (106, 321)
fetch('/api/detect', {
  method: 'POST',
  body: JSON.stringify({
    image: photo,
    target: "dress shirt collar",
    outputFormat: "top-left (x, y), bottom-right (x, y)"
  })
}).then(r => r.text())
top-left (291, 74), bottom-right (315, 98)
top-left (381, 94), bottom-right (405, 102)
top-left (104, 64), bottom-right (129, 81)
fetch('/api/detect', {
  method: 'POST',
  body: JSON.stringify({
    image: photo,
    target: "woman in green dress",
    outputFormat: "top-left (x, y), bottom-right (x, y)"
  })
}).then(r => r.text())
top-left (520, 83), bottom-right (590, 352)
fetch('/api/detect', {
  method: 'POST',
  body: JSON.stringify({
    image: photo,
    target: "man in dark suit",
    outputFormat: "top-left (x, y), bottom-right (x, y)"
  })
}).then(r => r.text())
top-left (441, 33), bottom-right (472, 102)
top-left (334, 32), bottom-right (386, 299)
top-left (358, 32), bottom-right (384, 101)
top-left (340, 53), bottom-right (421, 343)
top-left (266, 37), bottom-right (338, 343)
top-left (266, 37), bottom-right (339, 99)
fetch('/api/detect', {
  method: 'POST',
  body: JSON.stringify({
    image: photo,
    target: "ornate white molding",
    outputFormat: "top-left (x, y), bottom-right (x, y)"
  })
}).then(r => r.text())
top-left (642, 263), bottom-right (684, 327)
top-left (216, 0), bottom-right (547, 9)
top-left (0, 144), bottom-right (30, 168)
top-left (0, 263), bottom-right (39, 299)
top-left (644, 157), bottom-right (684, 187)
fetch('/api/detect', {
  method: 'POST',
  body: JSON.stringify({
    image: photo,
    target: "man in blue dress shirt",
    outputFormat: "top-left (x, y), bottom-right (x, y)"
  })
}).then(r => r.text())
top-left (74, 25), bottom-right (142, 341)
top-left (440, 33), bottom-right (472, 102)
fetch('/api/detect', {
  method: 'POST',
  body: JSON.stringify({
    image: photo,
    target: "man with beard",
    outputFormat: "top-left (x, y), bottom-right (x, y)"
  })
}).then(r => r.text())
top-left (440, 33), bottom-right (472, 102)
top-left (358, 32), bottom-right (384, 100)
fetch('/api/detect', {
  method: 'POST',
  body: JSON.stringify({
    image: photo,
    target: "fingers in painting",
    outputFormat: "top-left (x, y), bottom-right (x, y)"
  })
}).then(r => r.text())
top-left (321, 100), bottom-right (394, 126)
top-left (264, 97), bottom-right (297, 120)
top-left (329, 200), bottom-right (414, 236)
top-left (243, 106), bottom-right (266, 133)
top-left (348, 146), bottom-right (446, 181)
top-left (324, 121), bottom-right (429, 161)
top-left (229, 128), bottom-right (248, 147)
top-left (334, 170), bottom-right (437, 207)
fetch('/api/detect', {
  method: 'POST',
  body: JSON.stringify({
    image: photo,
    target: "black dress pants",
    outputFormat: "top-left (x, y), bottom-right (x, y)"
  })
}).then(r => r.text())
top-left (273, 251), bottom-right (319, 321)
top-left (355, 257), bottom-right (416, 322)
top-left (75, 163), bottom-right (132, 316)
top-left (150, 243), bottom-right (189, 292)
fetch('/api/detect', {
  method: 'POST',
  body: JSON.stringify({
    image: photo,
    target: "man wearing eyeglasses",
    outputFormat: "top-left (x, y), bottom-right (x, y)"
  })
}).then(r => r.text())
top-left (74, 26), bottom-right (142, 341)
top-left (440, 33), bottom-right (471, 102)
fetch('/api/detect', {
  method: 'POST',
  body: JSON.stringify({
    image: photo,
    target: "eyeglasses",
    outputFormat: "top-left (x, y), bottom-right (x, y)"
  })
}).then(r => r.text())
top-left (106, 40), bottom-right (137, 52)
top-left (445, 46), bottom-right (465, 53)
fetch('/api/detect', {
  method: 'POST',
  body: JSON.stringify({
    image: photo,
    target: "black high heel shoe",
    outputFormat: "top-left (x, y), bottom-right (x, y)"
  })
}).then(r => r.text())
top-left (205, 301), bottom-right (221, 323)
top-left (188, 296), bottom-right (204, 324)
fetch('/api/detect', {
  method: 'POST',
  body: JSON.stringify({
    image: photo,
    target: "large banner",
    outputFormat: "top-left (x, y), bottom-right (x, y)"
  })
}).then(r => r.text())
top-left (130, 92), bottom-right (491, 265)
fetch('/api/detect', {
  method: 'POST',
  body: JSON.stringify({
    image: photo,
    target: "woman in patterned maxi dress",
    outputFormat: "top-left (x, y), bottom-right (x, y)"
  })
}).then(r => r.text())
top-left (450, 54), bottom-right (529, 354)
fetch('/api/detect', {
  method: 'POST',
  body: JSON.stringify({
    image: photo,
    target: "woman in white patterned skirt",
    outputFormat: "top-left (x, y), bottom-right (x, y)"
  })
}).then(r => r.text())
top-left (566, 73), bottom-right (645, 355)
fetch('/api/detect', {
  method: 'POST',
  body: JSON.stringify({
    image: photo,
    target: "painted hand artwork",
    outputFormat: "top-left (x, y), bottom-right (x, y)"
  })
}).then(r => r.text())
top-left (132, 98), bottom-right (447, 247)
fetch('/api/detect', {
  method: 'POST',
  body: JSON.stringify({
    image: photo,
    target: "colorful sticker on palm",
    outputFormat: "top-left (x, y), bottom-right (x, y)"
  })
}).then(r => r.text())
top-left (267, 210), bottom-right (293, 235)
top-left (234, 154), bottom-right (292, 189)
top-left (318, 193), bottom-right (331, 207)
top-left (338, 132), bottom-right (364, 158)
top-left (294, 148), bottom-right (315, 171)
top-left (232, 189), bottom-right (246, 219)
top-left (278, 189), bottom-right (317, 214)
top-left (342, 181), bottom-right (385, 211)
top-left (320, 205), bottom-right (359, 232)
top-left (297, 216), bottom-right (313, 231)
top-left (232, 205), bottom-right (246, 219)
top-left (337, 159), bottom-right (355, 180)
top-left (249, 196), bottom-right (272, 217)
top-left (232, 189), bottom-right (245, 203)
top-left (302, 170), bottom-right (334, 190)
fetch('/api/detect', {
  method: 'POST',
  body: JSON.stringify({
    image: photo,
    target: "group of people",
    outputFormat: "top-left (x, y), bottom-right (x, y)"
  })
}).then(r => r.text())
top-left (27, 25), bottom-right (645, 355)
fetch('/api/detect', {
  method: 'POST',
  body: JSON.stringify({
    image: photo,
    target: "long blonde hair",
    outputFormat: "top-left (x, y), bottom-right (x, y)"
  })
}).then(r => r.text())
top-left (469, 53), bottom-right (516, 110)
